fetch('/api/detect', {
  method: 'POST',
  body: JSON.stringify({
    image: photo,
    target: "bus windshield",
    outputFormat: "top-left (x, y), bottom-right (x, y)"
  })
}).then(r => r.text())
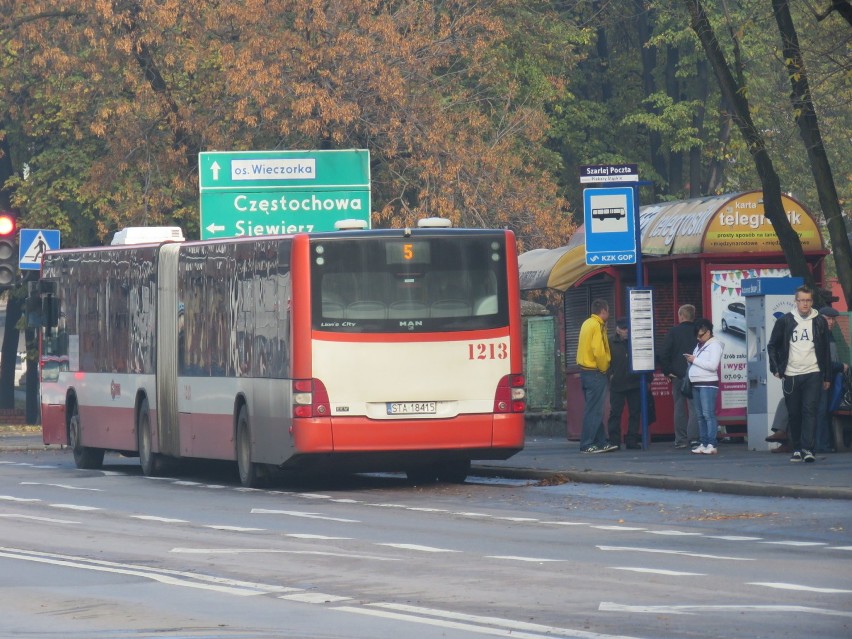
top-left (311, 234), bottom-right (509, 333)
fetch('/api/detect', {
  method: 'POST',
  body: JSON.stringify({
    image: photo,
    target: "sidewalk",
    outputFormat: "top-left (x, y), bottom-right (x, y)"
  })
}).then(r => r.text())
top-left (3, 427), bottom-right (851, 500)
top-left (475, 436), bottom-right (852, 500)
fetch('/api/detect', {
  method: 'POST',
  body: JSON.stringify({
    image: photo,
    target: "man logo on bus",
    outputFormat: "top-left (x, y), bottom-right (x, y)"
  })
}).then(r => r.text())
top-left (399, 320), bottom-right (423, 329)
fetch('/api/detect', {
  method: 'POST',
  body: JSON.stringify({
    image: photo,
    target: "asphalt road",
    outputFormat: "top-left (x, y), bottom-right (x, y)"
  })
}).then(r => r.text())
top-left (1, 448), bottom-right (850, 638)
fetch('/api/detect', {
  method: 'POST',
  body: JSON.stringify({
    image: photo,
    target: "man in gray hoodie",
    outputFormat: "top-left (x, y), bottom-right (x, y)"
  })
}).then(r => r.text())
top-left (767, 285), bottom-right (832, 463)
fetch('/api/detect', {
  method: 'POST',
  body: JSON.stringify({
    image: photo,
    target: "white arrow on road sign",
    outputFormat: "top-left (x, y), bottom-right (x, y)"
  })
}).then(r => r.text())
top-left (206, 223), bottom-right (225, 234)
top-left (211, 161), bottom-right (221, 180)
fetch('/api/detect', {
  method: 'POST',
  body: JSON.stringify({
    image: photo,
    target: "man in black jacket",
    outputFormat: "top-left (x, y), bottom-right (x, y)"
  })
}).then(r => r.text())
top-left (767, 286), bottom-right (832, 463)
top-left (607, 318), bottom-right (642, 449)
top-left (658, 304), bottom-right (698, 448)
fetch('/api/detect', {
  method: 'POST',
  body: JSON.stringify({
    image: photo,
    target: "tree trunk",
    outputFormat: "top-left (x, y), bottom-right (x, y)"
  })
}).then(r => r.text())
top-left (685, 0), bottom-right (815, 292)
top-left (636, 1), bottom-right (667, 183)
top-left (0, 293), bottom-right (23, 410)
top-left (772, 0), bottom-right (852, 307)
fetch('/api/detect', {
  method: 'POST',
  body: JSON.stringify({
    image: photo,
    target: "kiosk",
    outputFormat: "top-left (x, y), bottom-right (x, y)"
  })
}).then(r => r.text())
top-left (742, 277), bottom-right (801, 451)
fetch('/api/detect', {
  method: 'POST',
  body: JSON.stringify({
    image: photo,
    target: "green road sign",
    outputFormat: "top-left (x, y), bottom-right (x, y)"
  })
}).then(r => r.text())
top-left (199, 149), bottom-right (370, 239)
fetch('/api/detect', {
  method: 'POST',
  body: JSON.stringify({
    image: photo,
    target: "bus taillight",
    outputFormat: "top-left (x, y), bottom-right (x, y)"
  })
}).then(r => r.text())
top-left (494, 374), bottom-right (526, 414)
top-left (292, 378), bottom-right (331, 418)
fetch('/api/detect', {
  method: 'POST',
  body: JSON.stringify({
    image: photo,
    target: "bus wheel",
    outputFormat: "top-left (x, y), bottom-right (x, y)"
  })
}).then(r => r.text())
top-left (138, 399), bottom-right (163, 477)
top-left (69, 404), bottom-right (104, 470)
top-left (406, 465), bottom-right (438, 485)
top-left (436, 460), bottom-right (470, 484)
top-left (236, 406), bottom-right (262, 488)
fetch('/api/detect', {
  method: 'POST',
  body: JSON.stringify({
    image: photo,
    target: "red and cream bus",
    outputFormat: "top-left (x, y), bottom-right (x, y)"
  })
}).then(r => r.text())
top-left (37, 221), bottom-right (525, 485)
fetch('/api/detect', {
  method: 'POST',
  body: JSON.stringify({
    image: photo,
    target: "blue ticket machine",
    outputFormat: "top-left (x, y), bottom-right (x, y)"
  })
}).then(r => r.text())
top-left (743, 277), bottom-right (802, 451)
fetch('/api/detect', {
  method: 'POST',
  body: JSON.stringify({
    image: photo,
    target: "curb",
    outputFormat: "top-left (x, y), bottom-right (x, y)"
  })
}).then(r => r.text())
top-left (471, 465), bottom-right (852, 501)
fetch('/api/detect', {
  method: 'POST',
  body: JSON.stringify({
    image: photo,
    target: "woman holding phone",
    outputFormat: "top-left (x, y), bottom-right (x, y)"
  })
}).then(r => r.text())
top-left (685, 318), bottom-right (724, 455)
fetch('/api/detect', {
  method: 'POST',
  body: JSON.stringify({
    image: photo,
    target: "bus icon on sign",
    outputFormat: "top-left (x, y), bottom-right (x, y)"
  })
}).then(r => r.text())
top-left (591, 207), bottom-right (626, 221)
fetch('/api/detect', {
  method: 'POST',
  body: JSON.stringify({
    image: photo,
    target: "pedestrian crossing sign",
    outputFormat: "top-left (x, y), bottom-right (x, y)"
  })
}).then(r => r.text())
top-left (19, 229), bottom-right (61, 270)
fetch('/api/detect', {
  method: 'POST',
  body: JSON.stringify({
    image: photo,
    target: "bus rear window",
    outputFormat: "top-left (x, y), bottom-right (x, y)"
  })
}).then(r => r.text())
top-left (311, 235), bottom-right (509, 333)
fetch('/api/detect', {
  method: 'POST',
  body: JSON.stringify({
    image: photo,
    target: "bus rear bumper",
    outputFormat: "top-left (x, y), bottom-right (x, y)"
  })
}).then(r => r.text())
top-left (293, 413), bottom-right (525, 455)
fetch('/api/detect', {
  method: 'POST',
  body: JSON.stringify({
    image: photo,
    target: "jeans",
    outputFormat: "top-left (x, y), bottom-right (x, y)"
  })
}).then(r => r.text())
top-left (580, 370), bottom-right (608, 449)
top-left (693, 385), bottom-right (719, 448)
top-left (814, 386), bottom-right (834, 452)
top-left (607, 387), bottom-right (640, 445)
top-left (672, 377), bottom-right (699, 445)
top-left (783, 372), bottom-right (822, 452)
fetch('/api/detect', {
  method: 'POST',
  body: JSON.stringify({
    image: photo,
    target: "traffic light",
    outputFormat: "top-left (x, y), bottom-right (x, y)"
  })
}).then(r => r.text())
top-left (0, 212), bottom-right (17, 290)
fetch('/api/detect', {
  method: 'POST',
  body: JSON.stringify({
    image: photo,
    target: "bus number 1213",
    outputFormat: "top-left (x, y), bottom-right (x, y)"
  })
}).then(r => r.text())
top-left (468, 342), bottom-right (508, 360)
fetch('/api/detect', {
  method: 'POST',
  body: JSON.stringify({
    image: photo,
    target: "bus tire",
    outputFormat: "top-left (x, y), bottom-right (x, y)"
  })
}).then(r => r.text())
top-left (436, 460), bottom-right (470, 484)
top-left (236, 405), bottom-right (262, 488)
top-left (138, 398), bottom-right (163, 477)
top-left (69, 403), bottom-right (104, 470)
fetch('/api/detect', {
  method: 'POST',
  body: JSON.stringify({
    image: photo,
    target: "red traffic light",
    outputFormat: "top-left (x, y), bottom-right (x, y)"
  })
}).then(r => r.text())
top-left (0, 213), bottom-right (15, 236)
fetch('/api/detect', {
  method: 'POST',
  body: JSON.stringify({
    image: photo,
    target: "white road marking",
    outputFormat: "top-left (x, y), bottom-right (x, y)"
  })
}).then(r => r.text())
top-left (455, 512), bottom-right (492, 518)
top-left (829, 546), bottom-right (852, 551)
top-left (280, 592), bottom-right (351, 603)
top-left (19, 482), bottom-right (102, 491)
top-left (49, 504), bottom-right (100, 511)
top-left (131, 515), bottom-right (189, 523)
top-left (749, 582), bottom-right (852, 594)
top-left (170, 548), bottom-right (399, 561)
top-left (0, 546), bottom-right (290, 596)
top-left (406, 507), bottom-right (449, 513)
top-left (592, 525), bottom-right (646, 531)
top-left (251, 508), bottom-right (360, 523)
top-left (0, 514), bottom-right (79, 524)
top-left (487, 555), bottom-right (564, 562)
top-left (0, 495), bottom-right (40, 502)
top-left (297, 493), bottom-right (332, 499)
top-left (377, 543), bottom-right (460, 553)
top-left (597, 545), bottom-right (753, 561)
top-left (204, 525), bottom-right (265, 532)
top-left (600, 602), bottom-right (852, 617)
top-left (340, 602), bottom-right (643, 638)
top-left (759, 540), bottom-right (827, 547)
top-left (495, 517), bottom-right (539, 522)
top-left (705, 535), bottom-right (763, 541)
top-left (611, 567), bottom-right (705, 576)
top-left (172, 480), bottom-right (203, 486)
top-left (645, 530), bottom-right (702, 536)
top-left (285, 533), bottom-right (352, 540)
top-left (542, 521), bottom-right (589, 526)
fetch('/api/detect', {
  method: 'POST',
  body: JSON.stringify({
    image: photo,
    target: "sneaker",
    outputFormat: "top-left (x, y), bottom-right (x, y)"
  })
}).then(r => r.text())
top-left (802, 450), bottom-right (815, 463)
top-left (581, 445), bottom-right (602, 454)
top-left (689, 440), bottom-right (700, 448)
top-left (790, 450), bottom-right (803, 462)
top-left (701, 444), bottom-right (718, 455)
top-left (601, 442), bottom-right (620, 453)
top-left (674, 442), bottom-right (688, 449)
top-left (691, 444), bottom-right (706, 454)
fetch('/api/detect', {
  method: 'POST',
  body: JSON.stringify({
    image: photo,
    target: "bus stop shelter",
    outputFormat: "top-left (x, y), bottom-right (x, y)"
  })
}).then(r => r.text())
top-left (519, 190), bottom-right (827, 442)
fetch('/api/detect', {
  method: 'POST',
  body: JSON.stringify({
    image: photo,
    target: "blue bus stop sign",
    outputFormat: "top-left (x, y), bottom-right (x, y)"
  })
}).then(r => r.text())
top-left (583, 187), bottom-right (636, 266)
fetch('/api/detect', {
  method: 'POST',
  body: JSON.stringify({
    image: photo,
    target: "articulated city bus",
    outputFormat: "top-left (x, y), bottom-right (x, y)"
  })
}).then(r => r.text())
top-left (37, 222), bottom-right (525, 485)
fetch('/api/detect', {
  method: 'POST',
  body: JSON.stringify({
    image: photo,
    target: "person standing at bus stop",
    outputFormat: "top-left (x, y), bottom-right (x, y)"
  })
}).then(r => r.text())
top-left (607, 318), bottom-right (642, 449)
top-left (576, 299), bottom-right (618, 454)
top-left (658, 304), bottom-right (699, 449)
top-left (767, 285), bottom-right (831, 463)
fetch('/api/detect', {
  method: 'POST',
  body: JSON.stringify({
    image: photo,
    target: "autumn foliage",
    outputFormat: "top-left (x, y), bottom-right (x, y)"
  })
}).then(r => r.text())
top-left (0, 0), bottom-right (577, 250)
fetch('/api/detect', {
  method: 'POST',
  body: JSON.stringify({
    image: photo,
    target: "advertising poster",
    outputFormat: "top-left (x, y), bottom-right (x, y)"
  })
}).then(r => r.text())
top-left (710, 267), bottom-right (789, 420)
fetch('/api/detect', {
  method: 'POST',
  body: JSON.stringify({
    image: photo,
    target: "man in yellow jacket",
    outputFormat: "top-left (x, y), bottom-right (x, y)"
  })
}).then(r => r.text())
top-left (576, 299), bottom-right (618, 453)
